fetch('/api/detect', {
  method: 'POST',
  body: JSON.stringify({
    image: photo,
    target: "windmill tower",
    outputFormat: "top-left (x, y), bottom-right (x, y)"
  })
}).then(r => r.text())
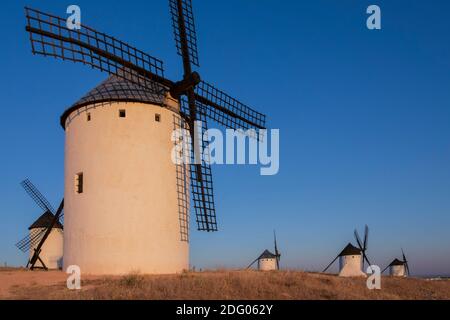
top-left (323, 226), bottom-right (372, 277)
top-left (247, 231), bottom-right (281, 271)
top-left (383, 249), bottom-right (410, 277)
top-left (15, 179), bottom-right (64, 270)
top-left (25, 1), bottom-right (267, 275)
top-left (62, 76), bottom-right (190, 274)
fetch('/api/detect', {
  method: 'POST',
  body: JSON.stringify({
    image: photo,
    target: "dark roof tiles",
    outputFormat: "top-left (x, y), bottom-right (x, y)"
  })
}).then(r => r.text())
top-left (29, 211), bottom-right (63, 230)
top-left (258, 249), bottom-right (278, 259)
top-left (338, 243), bottom-right (362, 257)
top-left (389, 259), bottom-right (405, 266)
top-left (61, 75), bottom-right (168, 128)
top-left (72, 75), bottom-right (166, 108)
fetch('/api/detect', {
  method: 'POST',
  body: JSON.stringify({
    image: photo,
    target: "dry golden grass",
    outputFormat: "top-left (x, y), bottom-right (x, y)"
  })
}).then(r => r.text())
top-left (2, 269), bottom-right (450, 300)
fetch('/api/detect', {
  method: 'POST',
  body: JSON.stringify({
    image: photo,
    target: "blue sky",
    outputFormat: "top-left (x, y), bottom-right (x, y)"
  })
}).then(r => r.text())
top-left (0, 0), bottom-right (449, 276)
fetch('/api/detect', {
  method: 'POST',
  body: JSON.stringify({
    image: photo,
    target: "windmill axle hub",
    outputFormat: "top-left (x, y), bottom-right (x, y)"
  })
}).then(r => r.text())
top-left (170, 71), bottom-right (201, 98)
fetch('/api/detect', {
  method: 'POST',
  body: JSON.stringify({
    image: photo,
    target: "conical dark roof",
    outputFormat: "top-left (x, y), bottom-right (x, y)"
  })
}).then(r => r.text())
top-left (28, 211), bottom-right (63, 230)
top-left (389, 258), bottom-right (405, 266)
top-left (60, 75), bottom-right (167, 128)
top-left (338, 243), bottom-right (362, 257)
top-left (258, 249), bottom-right (277, 259)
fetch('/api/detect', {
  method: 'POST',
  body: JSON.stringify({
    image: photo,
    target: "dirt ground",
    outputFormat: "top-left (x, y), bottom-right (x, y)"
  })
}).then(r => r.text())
top-left (1, 268), bottom-right (449, 300)
top-left (0, 268), bottom-right (102, 299)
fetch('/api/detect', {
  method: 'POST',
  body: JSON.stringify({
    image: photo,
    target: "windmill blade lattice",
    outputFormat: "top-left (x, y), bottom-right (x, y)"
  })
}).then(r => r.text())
top-left (195, 81), bottom-right (266, 133)
top-left (169, 0), bottom-right (199, 66)
top-left (16, 229), bottom-right (46, 253)
top-left (25, 7), bottom-right (166, 94)
top-left (21, 179), bottom-right (55, 214)
top-left (183, 100), bottom-right (217, 232)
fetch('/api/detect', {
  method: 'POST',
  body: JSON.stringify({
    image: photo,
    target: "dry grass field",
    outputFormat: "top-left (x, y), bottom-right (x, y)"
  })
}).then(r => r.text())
top-left (1, 268), bottom-right (449, 300)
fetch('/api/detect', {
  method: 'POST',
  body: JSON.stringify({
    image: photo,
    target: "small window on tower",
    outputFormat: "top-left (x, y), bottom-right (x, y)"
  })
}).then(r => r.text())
top-left (119, 109), bottom-right (126, 118)
top-left (155, 114), bottom-right (161, 122)
top-left (75, 172), bottom-right (83, 194)
top-left (87, 113), bottom-right (91, 121)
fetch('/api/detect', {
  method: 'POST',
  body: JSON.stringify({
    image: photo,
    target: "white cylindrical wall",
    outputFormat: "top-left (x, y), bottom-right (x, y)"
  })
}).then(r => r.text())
top-left (390, 265), bottom-right (406, 277)
top-left (339, 255), bottom-right (366, 277)
top-left (29, 228), bottom-right (63, 269)
top-left (258, 258), bottom-right (277, 271)
top-left (63, 102), bottom-right (189, 275)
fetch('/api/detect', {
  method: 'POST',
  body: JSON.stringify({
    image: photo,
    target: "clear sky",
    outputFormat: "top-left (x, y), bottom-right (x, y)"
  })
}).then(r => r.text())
top-left (0, 0), bottom-right (449, 276)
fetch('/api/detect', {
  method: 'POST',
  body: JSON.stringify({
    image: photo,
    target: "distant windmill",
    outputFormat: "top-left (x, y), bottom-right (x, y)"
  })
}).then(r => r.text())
top-left (382, 249), bottom-right (411, 277)
top-left (25, 0), bottom-right (267, 274)
top-left (247, 231), bottom-right (281, 271)
top-left (323, 226), bottom-right (372, 277)
top-left (15, 179), bottom-right (64, 270)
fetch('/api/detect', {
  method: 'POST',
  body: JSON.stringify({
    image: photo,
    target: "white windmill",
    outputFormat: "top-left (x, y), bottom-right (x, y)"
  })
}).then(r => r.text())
top-left (25, 1), bottom-right (267, 275)
top-left (247, 231), bottom-right (281, 271)
top-left (383, 249), bottom-right (411, 277)
top-left (323, 226), bottom-right (372, 277)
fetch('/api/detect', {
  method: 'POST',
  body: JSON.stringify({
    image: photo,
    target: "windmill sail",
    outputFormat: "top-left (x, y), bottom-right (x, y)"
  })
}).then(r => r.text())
top-left (402, 249), bottom-right (411, 276)
top-left (16, 229), bottom-right (46, 253)
top-left (354, 225), bottom-right (373, 271)
top-left (274, 230), bottom-right (280, 270)
top-left (169, 0), bottom-right (199, 66)
top-left (195, 81), bottom-right (266, 132)
top-left (182, 100), bottom-right (217, 231)
top-left (25, 7), bottom-right (167, 93)
top-left (21, 179), bottom-right (55, 214)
